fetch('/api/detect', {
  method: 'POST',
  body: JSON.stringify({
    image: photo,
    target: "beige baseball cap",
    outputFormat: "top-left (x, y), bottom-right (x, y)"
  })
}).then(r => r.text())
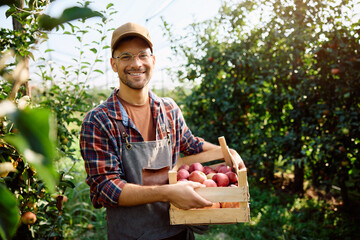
top-left (111, 22), bottom-right (153, 55)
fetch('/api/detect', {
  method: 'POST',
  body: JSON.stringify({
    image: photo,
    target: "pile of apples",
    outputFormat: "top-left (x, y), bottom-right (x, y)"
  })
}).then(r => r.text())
top-left (177, 162), bottom-right (238, 187)
top-left (177, 162), bottom-right (241, 208)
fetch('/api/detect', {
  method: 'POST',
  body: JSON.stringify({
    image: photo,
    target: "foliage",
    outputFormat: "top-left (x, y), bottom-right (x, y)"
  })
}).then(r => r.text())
top-left (57, 159), bottom-right (107, 239)
top-left (1, 0), bottom-right (359, 239)
top-left (38, 6), bottom-right (104, 31)
top-left (0, 1), bottom-right (113, 239)
top-left (196, 177), bottom-right (359, 240)
top-left (163, 0), bottom-right (360, 210)
top-left (1, 0), bottom-right (104, 58)
top-left (0, 184), bottom-right (19, 240)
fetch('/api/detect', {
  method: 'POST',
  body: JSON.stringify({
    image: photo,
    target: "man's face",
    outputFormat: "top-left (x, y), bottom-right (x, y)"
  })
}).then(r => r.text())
top-left (110, 37), bottom-right (155, 90)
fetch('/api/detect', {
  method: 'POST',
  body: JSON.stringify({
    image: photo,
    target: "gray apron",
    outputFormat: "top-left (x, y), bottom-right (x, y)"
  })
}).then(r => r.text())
top-left (107, 106), bottom-right (187, 239)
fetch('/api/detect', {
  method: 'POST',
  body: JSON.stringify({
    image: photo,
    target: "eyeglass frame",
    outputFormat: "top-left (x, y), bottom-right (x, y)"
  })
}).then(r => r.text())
top-left (112, 51), bottom-right (153, 62)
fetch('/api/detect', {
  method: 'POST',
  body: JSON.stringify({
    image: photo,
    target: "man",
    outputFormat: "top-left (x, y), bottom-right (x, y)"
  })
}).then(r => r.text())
top-left (80, 22), bottom-right (245, 240)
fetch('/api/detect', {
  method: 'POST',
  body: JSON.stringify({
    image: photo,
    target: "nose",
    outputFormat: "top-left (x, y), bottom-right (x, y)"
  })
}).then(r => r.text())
top-left (129, 55), bottom-right (142, 67)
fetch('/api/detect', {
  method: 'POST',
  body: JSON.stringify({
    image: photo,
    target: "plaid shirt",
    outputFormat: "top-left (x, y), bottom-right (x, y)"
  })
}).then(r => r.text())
top-left (80, 89), bottom-right (204, 208)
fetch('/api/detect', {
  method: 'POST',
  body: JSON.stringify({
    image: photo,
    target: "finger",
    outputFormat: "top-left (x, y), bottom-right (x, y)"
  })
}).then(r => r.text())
top-left (238, 161), bottom-right (246, 169)
top-left (186, 181), bottom-right (206, 189)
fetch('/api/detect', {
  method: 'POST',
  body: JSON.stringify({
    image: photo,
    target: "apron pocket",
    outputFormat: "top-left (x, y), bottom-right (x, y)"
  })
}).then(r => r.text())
top-left (142, 166), bottom-right (170, 185)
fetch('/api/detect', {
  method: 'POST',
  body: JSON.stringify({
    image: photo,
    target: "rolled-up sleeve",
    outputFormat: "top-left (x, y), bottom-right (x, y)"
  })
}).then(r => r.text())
top-left (80, 117), bottom-right (126, 208)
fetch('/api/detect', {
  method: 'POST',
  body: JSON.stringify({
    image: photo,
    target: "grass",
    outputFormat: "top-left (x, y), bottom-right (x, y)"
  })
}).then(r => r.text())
top-left (55, 141), bottom-right (107, 239)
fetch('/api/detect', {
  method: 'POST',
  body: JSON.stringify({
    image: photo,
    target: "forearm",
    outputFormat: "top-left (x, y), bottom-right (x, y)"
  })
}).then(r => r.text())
top-left (117, 183), bottom-right (167, 206)
top-left (202, 141), bottom-right (221, 151)
top-left (117, 181), bottom-right (212, 209)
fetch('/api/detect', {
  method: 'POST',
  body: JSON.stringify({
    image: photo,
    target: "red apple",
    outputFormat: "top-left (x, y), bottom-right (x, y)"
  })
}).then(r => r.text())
top-left (203, 166), bottom-right (216, 175)
top-left (189, 162), bottom-right (204, 173)
top-left (203, 179), bottom-right (217, 187)
top-left (217, 165), bottom-right (232, 174)
top-left (177, 169), bottom-right (190, 181)
top-left (21, 212), bottom-right (37, 225)
top-left (220, 202), bottom-right (240, 208)
top-left (331, 68), bottom-right (340, 75)
top-left (189, 170), bottom-right (207, 183)
top-left (215, 164), bottom-right (226, 173)
top-left (178, 164), bottom-right (190, 171)
top-left (225, 172), bottom-right (238, 184)
top-left (196, 202), bottom-right (221, 209)
top-left (212, 173), bottom-right (229, 187)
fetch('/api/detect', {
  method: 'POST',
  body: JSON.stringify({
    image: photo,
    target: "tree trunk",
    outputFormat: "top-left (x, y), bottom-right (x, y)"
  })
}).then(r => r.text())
top-left (294, 161), bottom-right (304, 194)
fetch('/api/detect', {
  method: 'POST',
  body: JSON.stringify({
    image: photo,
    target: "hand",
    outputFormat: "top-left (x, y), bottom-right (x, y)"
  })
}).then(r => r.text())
top-left (229, 148), bottom-right (246, 170)
top-left (164, 181), bottom-right (213, 210)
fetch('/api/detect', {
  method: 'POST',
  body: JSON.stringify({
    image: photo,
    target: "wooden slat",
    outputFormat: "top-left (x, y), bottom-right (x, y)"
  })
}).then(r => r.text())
top-left (237, 168), bottom-right (249, 208)
top-left (177, 148), bottom-right (224, 166)
top-left (169, 207), bottom-right (250, 225)
top-left (237, 168), bottom-right (248, 187)
top-left (168, 170), bottom-right (177, 184)
top-left (218, 136), bottom-right (234, 168)
top-left (195, 186), bottom-right (249, 202)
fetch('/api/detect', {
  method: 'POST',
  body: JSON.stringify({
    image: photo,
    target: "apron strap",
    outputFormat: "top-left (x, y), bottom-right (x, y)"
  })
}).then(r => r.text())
top-left (116, 120), bottom-right (132, 150)
top-left (159, 99), bottom-right (171, 145)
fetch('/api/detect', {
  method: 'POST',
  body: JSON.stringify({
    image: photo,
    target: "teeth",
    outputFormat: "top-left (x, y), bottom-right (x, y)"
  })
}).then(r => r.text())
top-left (129, 73), bottom-right (142, 76)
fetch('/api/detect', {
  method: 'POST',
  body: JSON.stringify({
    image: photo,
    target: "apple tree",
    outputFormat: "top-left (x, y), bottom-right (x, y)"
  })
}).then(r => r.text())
top-left (163, 0), bottom-right (359, 208)
top-left (0, 0), bottom-right (107, 239)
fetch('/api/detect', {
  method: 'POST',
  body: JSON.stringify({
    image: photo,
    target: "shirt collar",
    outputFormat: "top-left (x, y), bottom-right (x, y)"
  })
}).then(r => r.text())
top-left (107, 88), bottom-right (161, 123)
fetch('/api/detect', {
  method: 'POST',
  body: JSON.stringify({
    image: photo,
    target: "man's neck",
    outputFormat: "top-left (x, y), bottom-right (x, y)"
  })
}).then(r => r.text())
top-left (117, 84), bottom-right (149, 106)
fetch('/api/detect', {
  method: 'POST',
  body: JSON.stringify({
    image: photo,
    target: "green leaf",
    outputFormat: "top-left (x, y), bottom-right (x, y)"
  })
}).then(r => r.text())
top-left (4, 108), bottom-right (59, 192)
top-left (38, 6), bottom-right (104, 31)
top-left (28, 52), bottom-right (35, 61)
top-left (5, 5), bottom-right (16, 18)
top-left (94, 69), bottom-right (104, 74)
top-left (59, 179), bottom-right (76, 189)
top-left (0, 184), bottom-right (20, 240)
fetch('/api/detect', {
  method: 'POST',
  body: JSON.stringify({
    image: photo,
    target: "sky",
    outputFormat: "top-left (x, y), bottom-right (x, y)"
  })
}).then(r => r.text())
top-left (0, 0), bottom-right (222, 90)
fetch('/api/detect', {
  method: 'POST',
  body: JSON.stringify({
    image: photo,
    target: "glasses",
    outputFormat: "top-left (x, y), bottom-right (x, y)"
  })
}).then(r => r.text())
top-left (113, 51), bottom-right (153, 62)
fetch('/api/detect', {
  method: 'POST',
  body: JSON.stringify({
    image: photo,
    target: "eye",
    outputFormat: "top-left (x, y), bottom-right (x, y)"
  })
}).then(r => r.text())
top-left (139, 53), bottom-right (149, 59)
top-left (120, 55), bottom-right (132, 61)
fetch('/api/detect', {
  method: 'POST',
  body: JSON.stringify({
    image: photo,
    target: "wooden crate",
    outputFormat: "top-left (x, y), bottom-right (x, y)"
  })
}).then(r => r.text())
top-left (168, 136), bottom-right (250, 225)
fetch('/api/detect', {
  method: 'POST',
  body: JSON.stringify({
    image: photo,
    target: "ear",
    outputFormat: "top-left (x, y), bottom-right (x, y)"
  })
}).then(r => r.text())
top-left (110, 58), bottom-right (118, 72)
top-left (151, 54), bottom-right (156, 65)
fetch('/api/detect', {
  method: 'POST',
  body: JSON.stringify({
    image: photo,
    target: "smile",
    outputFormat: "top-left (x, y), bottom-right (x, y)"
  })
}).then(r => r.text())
top-left (129, 72), bottom-right (143, 76)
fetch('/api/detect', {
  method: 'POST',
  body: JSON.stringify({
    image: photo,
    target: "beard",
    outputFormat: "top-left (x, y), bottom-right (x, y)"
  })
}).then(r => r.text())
top-left (119, 69), bottom-right (151, 90)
